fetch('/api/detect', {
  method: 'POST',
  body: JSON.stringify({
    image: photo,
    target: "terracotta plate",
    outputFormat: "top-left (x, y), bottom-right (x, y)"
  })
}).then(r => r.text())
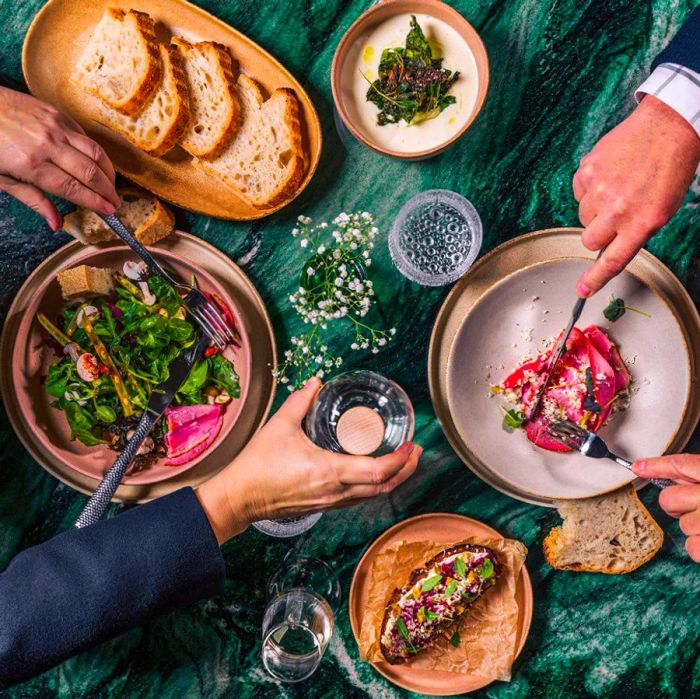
top-left (1, 233), bottom-right (276, 502)
top-left (349, 513), bottom-right (533, 696)
top-left (22, 0), bottom-right (321, 220)
top-left (429, 229), bottom-right (700, 506)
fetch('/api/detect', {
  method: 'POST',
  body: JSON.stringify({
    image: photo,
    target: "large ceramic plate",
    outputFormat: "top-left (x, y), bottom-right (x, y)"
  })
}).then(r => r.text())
top-left (22, 0), bottom-right (322, 220)
top-left (429, 229), bottom-right (700, 506)
top-left (1, 233), bottom-right (276, 502)
top-left (349, 513), bottom-right (533, 696)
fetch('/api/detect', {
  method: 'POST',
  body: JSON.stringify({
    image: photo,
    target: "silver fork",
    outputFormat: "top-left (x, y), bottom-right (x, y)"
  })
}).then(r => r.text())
top-left (546, 420), bottom-right (673, 489)
top-left (99, 213), bottom-right (237, 350)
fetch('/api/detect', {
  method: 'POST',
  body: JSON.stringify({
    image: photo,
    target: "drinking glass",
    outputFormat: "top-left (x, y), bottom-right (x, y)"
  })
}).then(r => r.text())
top-left (389, 188), bottom-right (483, 286)
top-left (261, 557), bottom-right (340, 682)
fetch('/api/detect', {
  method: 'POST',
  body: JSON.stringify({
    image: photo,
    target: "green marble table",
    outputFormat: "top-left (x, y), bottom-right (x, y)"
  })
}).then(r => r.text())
top-left (1, 0), bottom-right (699, 697)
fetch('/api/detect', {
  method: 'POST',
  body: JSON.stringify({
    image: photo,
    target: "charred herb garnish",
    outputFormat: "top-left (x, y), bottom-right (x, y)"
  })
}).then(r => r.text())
top-left (450, 630), bottom-right (461, 647)
top-left (365, 15), bottom-right (460, 126)
top-left (583, 367), bottom-right (602, 413)
top-left (603, 296), bottom-right (651, 322)
top-left (500, 405), bottom-right (525, 432)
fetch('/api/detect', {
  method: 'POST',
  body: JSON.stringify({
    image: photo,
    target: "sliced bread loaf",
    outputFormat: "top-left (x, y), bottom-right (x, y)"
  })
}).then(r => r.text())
top-left (173, 37), bottom-right (240, 158)
top-left (57, 265), bottom-right (115, 299)
top-left (63, 188), bottom-right (175, 246)
top-left (89, 43), bottom-right (191, 157)
top-left (73, 8), bottom-right (161, 116)
top-left (194, 75), bottom-right (306, 209)
top-left (543, 486), bottom-right (664, 574)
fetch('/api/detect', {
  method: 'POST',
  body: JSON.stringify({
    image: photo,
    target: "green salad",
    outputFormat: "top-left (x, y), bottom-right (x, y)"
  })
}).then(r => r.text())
top-left (38, 264), bottom-right (239, 467)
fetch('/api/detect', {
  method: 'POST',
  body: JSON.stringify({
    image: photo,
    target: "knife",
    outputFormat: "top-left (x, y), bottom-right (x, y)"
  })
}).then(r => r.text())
top-left (526, 250), bottom-right (604, 420)
top-left (74, 332), bottom-right (210, 528)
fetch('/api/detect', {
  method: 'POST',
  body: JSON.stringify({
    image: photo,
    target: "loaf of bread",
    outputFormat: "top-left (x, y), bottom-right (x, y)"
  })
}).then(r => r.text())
top-left (72, 8), bottom-right (161, 116)
top-left (89, 43), bottom-right (191, 157)
top-left (62, 188), bottom-right (175, 246)
top-left (543, 486), bottom-right (664, 574)
top-left (173, 37), bottom-right (240, 159)
top-left (56, 265), bottom-right (115, 299)
top-left (194, 75), bottom-right (305, 208)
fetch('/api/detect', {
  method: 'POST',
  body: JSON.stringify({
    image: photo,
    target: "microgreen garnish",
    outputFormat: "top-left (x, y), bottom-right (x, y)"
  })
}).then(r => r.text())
top-left (500, 405), bottom-right (526, 432)
top-left (396, 615), bottom-right (409, 639)
top-left (450, 630), bottom-right (461, 647)
top-left (421, 574), bottom-right (443, 592)
top-left (583, 367), bottom-right (602, 414)
top-left (275, 212), bottom-right (395, 390)
top-left (480, 559), bottom-right (495, 579)
top-left (453, 556), bottom-right (467, 578)
top-left (365, 16), bottom-right (460, 126)
top-left (445, 580), bottom-right (458, 596)
top-left (426, 609), bottom-right (439, 621)
top-left (603, 296), bottom-right (651, 322)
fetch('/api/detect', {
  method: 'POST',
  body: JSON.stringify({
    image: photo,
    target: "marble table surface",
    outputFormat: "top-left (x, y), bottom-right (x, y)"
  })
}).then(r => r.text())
top-left (1, 0), bottom-right (699, 697)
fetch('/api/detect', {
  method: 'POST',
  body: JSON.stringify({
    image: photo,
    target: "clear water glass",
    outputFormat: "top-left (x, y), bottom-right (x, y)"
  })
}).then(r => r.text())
top-left (389, 189), bottom-right (483, 286)
top-left (261, 557), bottom-right (339, 683)
top-left (305, 370), bottom-right (415, 456)
top-left (254, 371), bottom-right (414, 538)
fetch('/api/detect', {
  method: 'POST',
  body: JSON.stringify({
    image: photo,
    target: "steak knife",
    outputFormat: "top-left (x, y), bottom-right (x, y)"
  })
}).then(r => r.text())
top-left (74, 332), bottom-right (210, 528)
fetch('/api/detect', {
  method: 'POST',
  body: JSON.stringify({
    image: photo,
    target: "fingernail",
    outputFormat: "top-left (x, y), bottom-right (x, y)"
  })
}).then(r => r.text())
top-left (632, 460), bottom-right (646, 475)
top-left (414, 445), bottom-right (423, 458)
top-left (399, 441), bottom-right (414, 454)
top-left (102, 203), bottom-right (116, 215)
top-left (304, 376), bottom-right (320, 389)
top-left (577, 282), bottom-right (591, 298)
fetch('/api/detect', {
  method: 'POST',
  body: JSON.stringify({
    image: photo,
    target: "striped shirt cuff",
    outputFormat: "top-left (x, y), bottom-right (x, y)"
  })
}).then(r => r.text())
top-left (636, 63), bottom-right (700, 138)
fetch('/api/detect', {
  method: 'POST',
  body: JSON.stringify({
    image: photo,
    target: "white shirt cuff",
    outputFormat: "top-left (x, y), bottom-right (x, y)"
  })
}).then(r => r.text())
top-left (636, 63), bottom-right (700, 138)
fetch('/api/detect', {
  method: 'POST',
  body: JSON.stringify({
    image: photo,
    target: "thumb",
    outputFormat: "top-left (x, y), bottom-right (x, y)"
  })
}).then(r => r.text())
top-left (632, 454), bottom-right (700, 484)
top-left (275, 376), bottom-right (322, 424)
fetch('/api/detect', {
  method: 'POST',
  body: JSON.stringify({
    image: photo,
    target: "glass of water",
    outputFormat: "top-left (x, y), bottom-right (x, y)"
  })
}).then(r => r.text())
top-left (261, 557), bottom-right (340, 683)
top-left (389, 189), bottom-right (483, 286)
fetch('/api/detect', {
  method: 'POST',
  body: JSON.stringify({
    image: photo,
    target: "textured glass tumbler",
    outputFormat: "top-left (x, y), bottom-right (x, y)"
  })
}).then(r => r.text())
top-left (389, 189), bottom-right (483, 286)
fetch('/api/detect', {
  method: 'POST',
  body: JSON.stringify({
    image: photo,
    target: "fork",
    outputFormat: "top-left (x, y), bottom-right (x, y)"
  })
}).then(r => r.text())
top-left (99, 213), bottom-right (236, 349)
top-left (546, 420), bottom-right (673, 489)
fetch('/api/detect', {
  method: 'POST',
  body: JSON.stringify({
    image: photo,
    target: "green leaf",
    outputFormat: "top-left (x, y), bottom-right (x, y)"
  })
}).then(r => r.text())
top-left (453, 556), bottom-right (467, 578)
top-left (64, 402), bottom-right (106, 446)
top-left (603, 297), bottom-right (626, 322)
top-left (480, 558), bottom-right (495, 579)
top-left (421, 574), bottom-right (442, 592)
top-left (500, 406), bottom-right (525, 432)
top-left (148, 276), bottom-right (182, 316)
top-left (95, 404), bottom-right (117, 423)
top-left (425, 609), bottom-right (439, 621)
top-left (45, 362), bottom-right (73, 399)
top-left (445, 580), bottom-right (458, 596)
top-left (396, 615), bottom-right (409, 640)
top-left (450, 630), bottom-right (461, 647)
top-left (177, 359), bottom-right (209, 403)
top-left (208, 354), bottom-right (240, 398)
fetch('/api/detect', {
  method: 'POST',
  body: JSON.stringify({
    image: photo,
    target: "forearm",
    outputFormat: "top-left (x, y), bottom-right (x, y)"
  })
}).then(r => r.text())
top-left (0, 488), bottom-right (225, 688)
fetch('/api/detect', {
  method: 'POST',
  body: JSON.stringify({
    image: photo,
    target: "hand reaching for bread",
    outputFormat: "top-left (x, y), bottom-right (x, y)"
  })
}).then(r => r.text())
top-left (195, 377), bottom-right (422, 544)
top-left (633, 455), bottom-right (700, 562)
top-left (0, 87), bottom-right (120, 230)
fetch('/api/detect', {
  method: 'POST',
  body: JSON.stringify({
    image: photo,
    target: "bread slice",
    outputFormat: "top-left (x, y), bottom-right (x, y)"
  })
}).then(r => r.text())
top-left (380, 543), bottom-right (500, 664)
top-left (57, 265), bottom-right (114, 299)
top-left (62, 188), bottom-right (175, 246)
top-left (194, 76), bottom-right (306, 208)
top-left (73, 8), bottom-right (161, 116)
top-left (173, 37), bottom-right (240, 158)
top-left (88, 43), bottom-right (191, 157)
top-left (543, 486), bottom-right (664, 574)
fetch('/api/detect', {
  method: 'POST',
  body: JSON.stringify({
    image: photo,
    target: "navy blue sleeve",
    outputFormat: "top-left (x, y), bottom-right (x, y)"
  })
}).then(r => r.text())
top-left (0, 487), bottom-right (225, 688)
top-left (652, 6), bottom-right (700, 73)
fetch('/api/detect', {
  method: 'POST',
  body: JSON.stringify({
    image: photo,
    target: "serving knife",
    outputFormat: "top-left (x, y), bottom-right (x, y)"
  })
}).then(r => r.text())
top-left (526, 250), bottom-right (603, 420)
top-left (74, 332), bottom-right (210, 528)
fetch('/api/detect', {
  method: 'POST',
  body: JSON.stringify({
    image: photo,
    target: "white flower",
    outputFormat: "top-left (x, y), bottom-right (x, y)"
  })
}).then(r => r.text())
top-left (306, 267), bottom-right (315, 276)
top-left (335, 357), bottom-right (343, 366)
top-left (320, 345), bottom-right (328, 352)
top-left (390, 328), bottom-right (397, 335)
top-left (317, 245), bottom-right (326, 254)
top-left (350, 242), bottom-right (358, 250)
top-left (362, 250), bottom-right (370, 259)
top-left (280, 376), bottom-right (290, 384)
top-left (302, 346), bottom-right (309, 355)
top-left (324, 359), bottom-right (333, 368)
top-left (334, 277), bottom-right (343, 287)
top-left (298, 287), bottom-right (306, 295)
top-left (292, 228), bottom-right (299, 236)
top-left (284, 350), bottom-right (293, 359)
top-left (378, 337), bottom-right (387, 346)
top-left (372, 348), bottom-right (379, 354)
top-left (333, 250), bottom-right (341, 259)
top-left (351, 342), bottom-right (359, 350)
top-left (316, 370), bottom-right (325, 378)
top-left (300, 238), bottom-right (309, 248)
top-left (315, 355), bottom-right (323, 363)
top-left (320, 222), bottom-right (328, 228)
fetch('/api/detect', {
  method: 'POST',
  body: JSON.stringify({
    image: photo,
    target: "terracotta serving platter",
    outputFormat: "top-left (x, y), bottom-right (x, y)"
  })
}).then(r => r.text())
top-left (0, 233), bottom-right (276, 502)
top-left (349, 513), bottom-right (533, 695)
top-left (429, 228), bottom-right (700, 506)
top-left (22, 0), bottom-right (322, 220)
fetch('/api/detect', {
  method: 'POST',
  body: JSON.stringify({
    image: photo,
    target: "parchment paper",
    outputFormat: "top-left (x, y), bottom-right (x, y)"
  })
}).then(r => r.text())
top-left (358, 537), bottom-right (527, 681)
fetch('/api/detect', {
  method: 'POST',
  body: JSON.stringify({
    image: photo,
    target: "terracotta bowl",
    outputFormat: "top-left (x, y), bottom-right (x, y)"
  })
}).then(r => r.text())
top-left (331, 0), bottom-right (489, 160)
top-left (12, 246), bottom-right (251, 486)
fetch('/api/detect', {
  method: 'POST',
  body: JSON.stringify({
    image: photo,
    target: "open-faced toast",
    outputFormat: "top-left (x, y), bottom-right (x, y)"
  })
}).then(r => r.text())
top-left (380, 543), bottom-right (501, 664)
top-left (193, 75), bottom-right (306, 208)
top-left (173, 37), bottom-right (240, 159)
top-left (72, 8), bottom-right (161, 116)
top-left (88, 42), bottom-right (191, 157)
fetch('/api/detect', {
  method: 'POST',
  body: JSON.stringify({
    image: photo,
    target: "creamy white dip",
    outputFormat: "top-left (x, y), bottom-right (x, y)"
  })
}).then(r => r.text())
top-left (340, 13), bottom-right (478, 154)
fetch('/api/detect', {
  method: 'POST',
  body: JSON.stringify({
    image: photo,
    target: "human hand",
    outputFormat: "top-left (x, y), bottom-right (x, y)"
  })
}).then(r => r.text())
top-left (573, 95), bottom-right (700, 297)
top-left (632, 455), bottom-right (700, 562)
top-left (0, 87), bottom-right (120, 230)
top-left (196, 377), bottom-right (422, 543)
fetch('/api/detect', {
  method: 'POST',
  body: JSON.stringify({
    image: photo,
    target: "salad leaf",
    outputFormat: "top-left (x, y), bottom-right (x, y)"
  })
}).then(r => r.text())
top-left (480, 559), bottom-right (494, 579)
top-left (45, 362), bottom-right (74, 399)
top-left (396, 615), bottom-right (409, 640)
top-left (95, 404), bottom-right (117, 423)
top-left (64, 402), bottom-right (107, 446)
top-left (445, 580), bottom-right (458, 596)
top-left (148, 276), bottom-right (182, 316)
top-left (453, 556), bottom-right (467, 578)
top-left (603, 296), bottom-right (651, 323)
top-left (500, 406), bottom-right (525, 432)
top-left (425, 609), bottom-right (438, 621)
top-left (208, 354), bottom-right (241, 397)
top-left (177, 359), bottom-right (209, 402)
top-left (421, 574), bottom-right (442, 592)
